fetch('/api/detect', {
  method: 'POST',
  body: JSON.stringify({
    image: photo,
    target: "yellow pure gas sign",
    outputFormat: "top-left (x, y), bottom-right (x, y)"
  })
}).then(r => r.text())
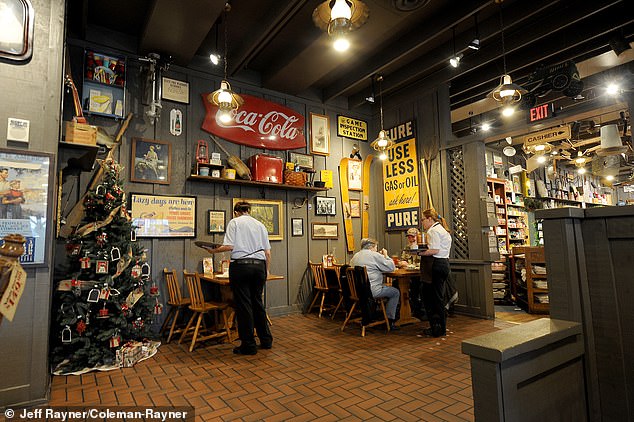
top-left (337, 115), bottom-right (368, 141)
top-left (383, 120), bottom-right (419, 230)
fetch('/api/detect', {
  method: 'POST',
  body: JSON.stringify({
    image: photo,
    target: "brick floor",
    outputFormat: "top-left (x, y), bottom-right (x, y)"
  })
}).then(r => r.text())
top-left (49, 313), bottom-right (516, 421)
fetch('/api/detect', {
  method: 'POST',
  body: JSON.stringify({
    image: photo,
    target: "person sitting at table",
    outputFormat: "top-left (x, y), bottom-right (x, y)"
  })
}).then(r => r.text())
top-left (400, 228), bottom-right (426, 320)
top-left (350, 238), bottom-right (401, 331)
top-left (201, 201), bottom-right (273, 355)
top-left (400, 228), bottom-right (421, 266)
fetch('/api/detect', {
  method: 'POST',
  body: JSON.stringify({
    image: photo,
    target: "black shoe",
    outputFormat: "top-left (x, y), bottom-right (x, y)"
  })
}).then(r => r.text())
top-left (421, 328), bottom-right (445, 337)
top-left (233, 347), bottom-right (257, 355)
top-left (259, 343), bottom-right (272, 349)
top-left (389, 323), bottom-right (400, 331)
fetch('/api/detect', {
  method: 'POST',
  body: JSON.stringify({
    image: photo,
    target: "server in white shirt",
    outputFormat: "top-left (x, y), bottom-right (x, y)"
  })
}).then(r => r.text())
top-left (418, 208), bottom-right (452, 337)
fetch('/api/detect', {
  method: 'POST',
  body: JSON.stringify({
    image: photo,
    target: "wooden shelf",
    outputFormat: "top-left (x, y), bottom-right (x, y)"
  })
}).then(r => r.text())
top-left (187, 174), bottom-right (328, 192)
top-left (511, 246), bottom-right (549, 314)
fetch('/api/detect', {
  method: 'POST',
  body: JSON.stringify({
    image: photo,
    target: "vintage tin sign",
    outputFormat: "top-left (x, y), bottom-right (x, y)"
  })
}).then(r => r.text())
top-left (201, 93), bottom-right (306, 150)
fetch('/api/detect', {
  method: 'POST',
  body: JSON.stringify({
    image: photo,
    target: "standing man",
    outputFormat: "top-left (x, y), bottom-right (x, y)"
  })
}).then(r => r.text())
top-left (203, 201), bottom-right (273, 355)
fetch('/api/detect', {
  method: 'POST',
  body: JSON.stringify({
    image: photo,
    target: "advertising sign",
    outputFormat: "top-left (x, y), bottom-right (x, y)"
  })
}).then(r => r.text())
top-left (336, 115), bottom-right (368, 141)
top-left (382, 120), bottom-right (420, 230)
top-left (523, 125), bottom-right (571, 147)
top-left (130, 194), bottom-right (196, 238)
top-left (201, 93), bottom-right (306, 150)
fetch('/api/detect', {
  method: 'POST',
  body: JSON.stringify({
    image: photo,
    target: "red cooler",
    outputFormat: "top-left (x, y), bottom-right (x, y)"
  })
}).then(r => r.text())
top-left (248, 154), bottom-right (284, 183)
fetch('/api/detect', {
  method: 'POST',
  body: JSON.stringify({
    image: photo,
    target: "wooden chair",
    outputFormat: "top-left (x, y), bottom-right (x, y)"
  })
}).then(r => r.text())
top-left (307, 261), bottom-right (334, 318)
top-left (330, 264), bottom-right (345, 320)
top-left (179, 270), bottom-right (233, 352)
top-left (160, 268), bottom-right (191, 343)
top-left (341, 266), bottom-right (390, 337)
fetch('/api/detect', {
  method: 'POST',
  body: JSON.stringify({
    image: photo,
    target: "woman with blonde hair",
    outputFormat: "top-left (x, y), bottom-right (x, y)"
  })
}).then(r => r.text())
top-left (417, 208), bottom-right (452, 337)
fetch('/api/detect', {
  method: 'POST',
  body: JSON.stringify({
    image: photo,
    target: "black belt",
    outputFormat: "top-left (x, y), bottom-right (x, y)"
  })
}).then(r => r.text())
top-left (231, 259), bottom-right (265, 265)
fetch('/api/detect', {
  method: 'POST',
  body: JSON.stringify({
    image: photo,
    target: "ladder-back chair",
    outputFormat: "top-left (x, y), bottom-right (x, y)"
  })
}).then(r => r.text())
top-left (341, 266), bottom-right (390, 337)
top-left (179, 270), bottom-right (233, 352)
top-left (307, 261), bottom-right (331, 317)
top-left (160, 268), bottom-right (191, 343)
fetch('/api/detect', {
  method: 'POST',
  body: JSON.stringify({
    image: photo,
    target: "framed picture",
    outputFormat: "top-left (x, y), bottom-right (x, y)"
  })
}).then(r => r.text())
top-left (129, 193), bottom-right (196, 237)
top-left (161, 77), bottom-right (190, 104)
top-left (312, 222), bottom-right (339, 239)
top-left (0, 148), bottom-right (54, 265)
top-left (291, 218), bottom-right (304, 237)
top-left (232, 198), bottom-right (284, 240)
top-left (315, 196), bottom-right (336, 216)
top-left (207, 210), bottom-right (226, 234)
top-left (130, 138), bottom-right (172, 184)
top-left (348, 159), bottom-right (362, 191)
top-left (349, 199), bottom-right (361, 218)
top-left (288, 152), bottom-right (314, 170)
top-left (309, 113), bottom-right (330, 156)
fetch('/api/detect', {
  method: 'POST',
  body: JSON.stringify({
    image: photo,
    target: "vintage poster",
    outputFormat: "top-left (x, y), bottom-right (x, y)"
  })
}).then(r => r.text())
top-left (382, 120), bottom-right (420, 230)
top-left (0, 150), bottom-right (52, 264)
top-left (129, 194), bottom-right (196, 237)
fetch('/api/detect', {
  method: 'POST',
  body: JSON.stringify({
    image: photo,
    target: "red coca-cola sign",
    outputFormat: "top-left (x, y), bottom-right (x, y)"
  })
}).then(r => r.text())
top-left (201, 93), bottom-right (306, 150)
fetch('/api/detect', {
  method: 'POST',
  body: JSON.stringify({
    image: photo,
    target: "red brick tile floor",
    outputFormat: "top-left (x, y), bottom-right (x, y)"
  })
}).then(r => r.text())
top-left (49, 313), bottom-right (521, 421)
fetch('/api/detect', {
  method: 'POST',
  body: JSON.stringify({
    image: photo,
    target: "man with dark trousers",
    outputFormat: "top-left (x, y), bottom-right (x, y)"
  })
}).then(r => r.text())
top-left (203, 201), bottom-right (272, 355)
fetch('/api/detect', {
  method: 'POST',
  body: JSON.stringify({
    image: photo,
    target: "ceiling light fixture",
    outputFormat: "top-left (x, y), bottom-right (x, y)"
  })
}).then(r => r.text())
top-left (481, 122), bottom-right (491, 131)
top-left (313, 0), bottom-right (369, 52)
top-left (449, 27), bottom-right (462, 68)
top-left (606, 83), bottom-right (620, 96)
top-left (501, 105), bottom-right (515, 117)
top-left (208, 3), bottom-right (244, 124)
top-left (577, 167), bottom-right (586, 175)
top-left (488, 3), bottom-right (527, 107)
top-left (209, 22), bottom-right (221, 65)
top-left (370, 75), bottom-right (394, 161)
top-left (503, 145), bottom-right (516, 157)
top-left (468, 13), bottom-right (480, 50)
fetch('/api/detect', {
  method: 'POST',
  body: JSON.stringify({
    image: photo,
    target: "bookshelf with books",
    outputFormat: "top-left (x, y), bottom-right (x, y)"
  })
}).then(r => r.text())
top-left (487, 178), bottom-right (511, 303)
top-left (510, 246), bottom-right (549, 314)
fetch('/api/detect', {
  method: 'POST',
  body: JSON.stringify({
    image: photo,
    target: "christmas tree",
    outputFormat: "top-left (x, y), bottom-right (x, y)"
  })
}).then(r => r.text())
top-left (51, 159), bottom-right (160, 373)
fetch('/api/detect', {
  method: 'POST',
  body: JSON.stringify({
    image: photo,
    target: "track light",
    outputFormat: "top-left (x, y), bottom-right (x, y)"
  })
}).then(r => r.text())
top-left (468, 13), bottom-right (480, 50)
top-left (209, 53), bottom-right (220, 65)
top-left (450, 53), bottom-right (463, 68)
top-left (481, 122), bottom-right (491, 131)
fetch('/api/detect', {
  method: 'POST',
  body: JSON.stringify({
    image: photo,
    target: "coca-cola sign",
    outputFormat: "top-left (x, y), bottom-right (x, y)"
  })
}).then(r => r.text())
top-left (201, 93), bottom-right (306, 150)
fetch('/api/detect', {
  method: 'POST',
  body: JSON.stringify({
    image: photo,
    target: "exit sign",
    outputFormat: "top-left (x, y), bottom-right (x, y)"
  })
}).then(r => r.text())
top-left (528, 103), bottom-right (554, 123)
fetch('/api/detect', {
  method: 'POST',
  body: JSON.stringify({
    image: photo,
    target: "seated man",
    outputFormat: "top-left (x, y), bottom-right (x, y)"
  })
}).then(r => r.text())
top-left (350, 238), bottom-right (400, 330)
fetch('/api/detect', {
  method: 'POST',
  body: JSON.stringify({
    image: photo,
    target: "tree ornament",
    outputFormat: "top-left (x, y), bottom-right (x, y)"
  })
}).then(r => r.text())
top-left (76, 319), bottom-right (87, 335)
top-left (154, 298), bottom-right (163, 315)
top-left (140, 263), bottom-right (151, 281)
top-left (110, 246), bottom-right (121, 261)
top-left (105, 192), bottom-right (116, 202)
top-left (96, 232), bottom-right (108, 247)
top-left (87, 288), bottom-right (100, 303)
top-left (61, 325), bottom-right (72, 343)
top-left (131, 263), bottom-right (142, 278)
top-left (121, 302), bottom-right (130, 316)
top-left (97, 303), bottom-right (109, 319)
top-left (150, 282), bottom-right (159, 296)
top-left (99, 287), bottom-right (110, 300)
top-left (132, 318), bottom-right (144, 329)
top-left (65, 242), bottom-right (82, 256)
top-left (95, 185), bottom-right (106, 196)
top-left (80, 253), bottom-right (91, 269)
top-left (130, 230), bottom-right (137, 241)
top-left (110, 331), bottom-right (121, 348)
top-left (96, 260), bottom-right (109, 274)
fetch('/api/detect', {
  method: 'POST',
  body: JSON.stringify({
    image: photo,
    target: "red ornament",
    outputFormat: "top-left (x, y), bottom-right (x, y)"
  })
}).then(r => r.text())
top-left (121, 303), bottom-right (129, 316)
top-left (96, 233), bottom-right (108, 247)
top-left (76, 320), bottom-right (87, 335)
top-left (105, 193), bottom-right (116, 201)
top-left (132, 318), bottom-right (144, 329)
top-left (150, 285), bottom-right (159, 296)
top-left (71, 278), bottom-right (80, 287)
top-left (98, 306), bottom-right (109, 318)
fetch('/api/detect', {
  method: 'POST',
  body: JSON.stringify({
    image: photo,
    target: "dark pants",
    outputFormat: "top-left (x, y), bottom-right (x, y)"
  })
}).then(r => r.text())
top-left (229, 261), bottom-right (272, 351)
top-left (409, 278), bottom-right (424, 319)
top-left (421, 258), bottom-right (450, 336)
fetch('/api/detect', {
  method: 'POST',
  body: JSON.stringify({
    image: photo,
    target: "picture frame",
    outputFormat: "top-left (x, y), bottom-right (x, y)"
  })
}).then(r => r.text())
top-left (161, 77), bottom-right (190, 104)
top-left (0, 148), bottom-right (54, 265)
top-left (288, 151), bottom-right (314, 170)
top-left (207, 210), bottom-right (226, 234)
top-left (232, 198), bottom-right (284, 240)
top-left (349, 199), bottom-right (361, 218)
top-left (309, 113), bottom-right (330, 156)
top-left (312, 222), bottom-right (339, 239)
top-left (291, 218), bottom-right (304, 237)
top-left (130, 138), bottom-right (172, 184)
top-left (315, 196), bottom-right (336, 216)
top-left (0, 0), bottom-right (34, 62)
top-left (348, 159), bottom-right (363, 191)
top-left (129, 193), bottom-right (196, 238)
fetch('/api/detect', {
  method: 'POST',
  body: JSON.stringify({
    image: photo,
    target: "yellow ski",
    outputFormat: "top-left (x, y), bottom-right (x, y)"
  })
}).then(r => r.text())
top-left (361, 154), bottom-right (374, 238)
top-left (339, 157), bottom-right (354, 252)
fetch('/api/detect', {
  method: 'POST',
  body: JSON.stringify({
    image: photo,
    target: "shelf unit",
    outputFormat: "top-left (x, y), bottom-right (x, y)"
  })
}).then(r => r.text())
top-left (511, 246), bottom-right (549, 314)
top-left (187, 174), bottom-right (328, 193)
top-left (82, 49), bottom-right (126, 119)
top-left (487, 178), bottom-right (511, 302)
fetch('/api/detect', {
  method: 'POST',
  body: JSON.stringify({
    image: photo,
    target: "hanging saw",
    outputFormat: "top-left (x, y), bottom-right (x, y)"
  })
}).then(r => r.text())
top-left (208, 135), bottom-right (252, 180)
top-left (59, 113), bottom-right (133, 238)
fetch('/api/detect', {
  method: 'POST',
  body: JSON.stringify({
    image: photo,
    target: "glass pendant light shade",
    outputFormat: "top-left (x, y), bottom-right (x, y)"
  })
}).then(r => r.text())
top-left (209, 80), bottom-right (244, 111)
top-left (490, 74), bottom-right (527, 103)
top-left (331, 0), bottom-right (352, 20)
top-left (370, 75), bottom-right (394, 160)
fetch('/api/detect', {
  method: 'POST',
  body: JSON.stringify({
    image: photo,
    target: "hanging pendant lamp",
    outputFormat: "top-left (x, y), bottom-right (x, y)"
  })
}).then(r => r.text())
top-left (369, 75), bottom-right (394, 160)
top-left (313, 0), bottom-right (369, 51)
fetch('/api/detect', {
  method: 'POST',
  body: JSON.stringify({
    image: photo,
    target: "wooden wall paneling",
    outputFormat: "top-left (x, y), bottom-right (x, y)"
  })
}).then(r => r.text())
top-left (449, 262), bottom-right (491, 318)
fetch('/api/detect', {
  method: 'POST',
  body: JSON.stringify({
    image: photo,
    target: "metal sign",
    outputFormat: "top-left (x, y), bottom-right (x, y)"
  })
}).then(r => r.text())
top-left (523, 125), bottom-right (571, 147)
top-left (336, 115), bottom-right (368, 141)
top-left (527, 103), bottom-right (554, 123)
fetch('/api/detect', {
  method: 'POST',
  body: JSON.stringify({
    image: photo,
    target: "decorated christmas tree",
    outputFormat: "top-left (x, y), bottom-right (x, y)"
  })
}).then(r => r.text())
top-left (51, 159), bottom-right (160, 373)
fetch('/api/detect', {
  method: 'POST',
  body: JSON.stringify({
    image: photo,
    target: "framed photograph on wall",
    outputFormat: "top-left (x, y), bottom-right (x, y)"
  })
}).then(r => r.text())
top-left (349, 199), bottom-right (361, 218)
top-left (291, 218), bottom-right (303, 237)
top-left (315, 196), bottom-right (336, 216)
top-left (288, 152), bottom-right (314, 170)
top-left (129, 193), bottom-right (196, 237)
top-left (309, 113), bottom-right (330, 156)
top-left (130, 138), bottom-right (172, 184)
top-left (348, 159), bottom-right (362, 191)
top-left (0, 148), bottom-right (54, 265)
top-left (207, 210), bottom-right (225, 234)
top-left (312, 222), bottom-right (339, 239)
top-left (232, 198), bottom-right (284, 240)
top-left (161, 77), bottom-right (190, 104)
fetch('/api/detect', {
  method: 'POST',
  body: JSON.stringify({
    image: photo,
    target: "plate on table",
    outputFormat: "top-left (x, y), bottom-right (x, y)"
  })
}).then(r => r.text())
top-left (407, 264), bottom-right (419, 270)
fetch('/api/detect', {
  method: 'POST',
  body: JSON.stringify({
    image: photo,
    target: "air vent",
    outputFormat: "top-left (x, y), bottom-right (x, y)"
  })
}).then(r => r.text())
top-left (391, 0), bottom-right (431, 12)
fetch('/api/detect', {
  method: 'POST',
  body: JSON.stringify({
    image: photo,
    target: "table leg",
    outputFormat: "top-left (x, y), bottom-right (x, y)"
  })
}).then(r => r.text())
top-left (393, 277), bottom-right (420, 326)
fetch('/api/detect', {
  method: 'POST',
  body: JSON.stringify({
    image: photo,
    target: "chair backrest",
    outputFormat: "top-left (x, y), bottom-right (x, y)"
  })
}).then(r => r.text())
top-left (163, 268), bottom-right (183, 305)
top-left (309, 261), bottom-right (328, 290)
top-left (345, 266), bottom-right (360, 302)
top-left (183, 270), bottom-right (205, 308)
top-left (331, 263), bottom-right (343, 290)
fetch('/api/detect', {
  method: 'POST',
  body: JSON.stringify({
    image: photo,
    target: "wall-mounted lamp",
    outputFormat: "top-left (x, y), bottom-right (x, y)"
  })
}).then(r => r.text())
top-left (313, 0), bottom-right (369, 52)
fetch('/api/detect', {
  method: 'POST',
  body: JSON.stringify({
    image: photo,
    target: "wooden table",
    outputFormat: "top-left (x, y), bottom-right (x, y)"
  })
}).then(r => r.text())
top-left (384, 268), bottom-right (420, 326)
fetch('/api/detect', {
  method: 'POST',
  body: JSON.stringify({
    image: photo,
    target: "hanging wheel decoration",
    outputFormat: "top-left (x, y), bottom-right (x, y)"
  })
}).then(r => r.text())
top-left (61, 325), bottom-right (72, 343)
top-left (76, 319), bottom-right (87, 335)
top-left (110, 246), bottom-right (121, 261)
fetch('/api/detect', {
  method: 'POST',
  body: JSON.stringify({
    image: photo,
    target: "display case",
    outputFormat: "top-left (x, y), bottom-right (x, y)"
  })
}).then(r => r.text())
top-left (82, 49), bottom-right (126, 119)
top-left (510, 246), bottom-right (549, 314)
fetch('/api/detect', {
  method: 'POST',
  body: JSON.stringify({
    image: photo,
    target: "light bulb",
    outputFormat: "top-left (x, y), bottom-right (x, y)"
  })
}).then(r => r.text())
top-left (217, 90), bottom-right (233, 105)
top-left (606, 83), bottom-right (619, 95)
top-left (500, 89), bottom-right (516, 98)
top-left (331, 0), bottom-right (352, 20)
top-left (449, 55), bottom-right (461, 68)
top-left (534, 144), bottom-right (545, 151)
top-left (333, 36), bottom-right (350, 52)
top-left (502, 106), bottom-right (515, 117)
top-left (379, 152), bottom-right (387, 160)
top-left (606, 175), bottom-right (614, 181)
top-left (218, 109), bottom-right (233, 123)
top-left (209, 53), bottom-right (220, 65)
top-left (537, 155), bottom-right (546, 164)
top-left (577, 167), bottom-right (586, 175)
top-left (575, 157), bottom-right (587, 164)
top-left (481, 123), bottom-right (490, 131)
top-left (377, 138), bottom-right (388, 148)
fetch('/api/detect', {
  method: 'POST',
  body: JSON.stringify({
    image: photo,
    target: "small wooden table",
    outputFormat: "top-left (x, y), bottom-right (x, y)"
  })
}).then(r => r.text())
top-left (384, 268), bottom-right (420, 326)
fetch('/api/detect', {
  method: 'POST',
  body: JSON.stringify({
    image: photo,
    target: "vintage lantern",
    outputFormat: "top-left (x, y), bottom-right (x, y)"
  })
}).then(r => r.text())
top-left (196, 140), bottom-right (209, 164)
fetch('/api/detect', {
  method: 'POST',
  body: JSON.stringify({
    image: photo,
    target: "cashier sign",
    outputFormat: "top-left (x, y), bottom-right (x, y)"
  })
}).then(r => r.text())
top-left (383, 120), bottom-right (420, 230)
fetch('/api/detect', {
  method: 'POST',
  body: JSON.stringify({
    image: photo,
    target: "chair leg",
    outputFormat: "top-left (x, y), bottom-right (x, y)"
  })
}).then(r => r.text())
top-left (306, 291), bottom-right (320, 315)
top-left (318, 292), bottom-right (326, 318)
top-left (379, 301), bottom-right (390, 333)
top-left (331, 295), bottom-right (344, 320)
top-left (340, 302), bottom-right (357, 332)
top-left (361, 326), bottom-right (366, 337)
top-left (221, 309), bottom-right (232, 342)
top-left (160, 307), bottom-right (175, 335)
top-left (166, 308), bottom-right (181, 343)
top-left (189, 312), bottom-right (204, 352)
top-left (179, 312), bottom-right (197, 344)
